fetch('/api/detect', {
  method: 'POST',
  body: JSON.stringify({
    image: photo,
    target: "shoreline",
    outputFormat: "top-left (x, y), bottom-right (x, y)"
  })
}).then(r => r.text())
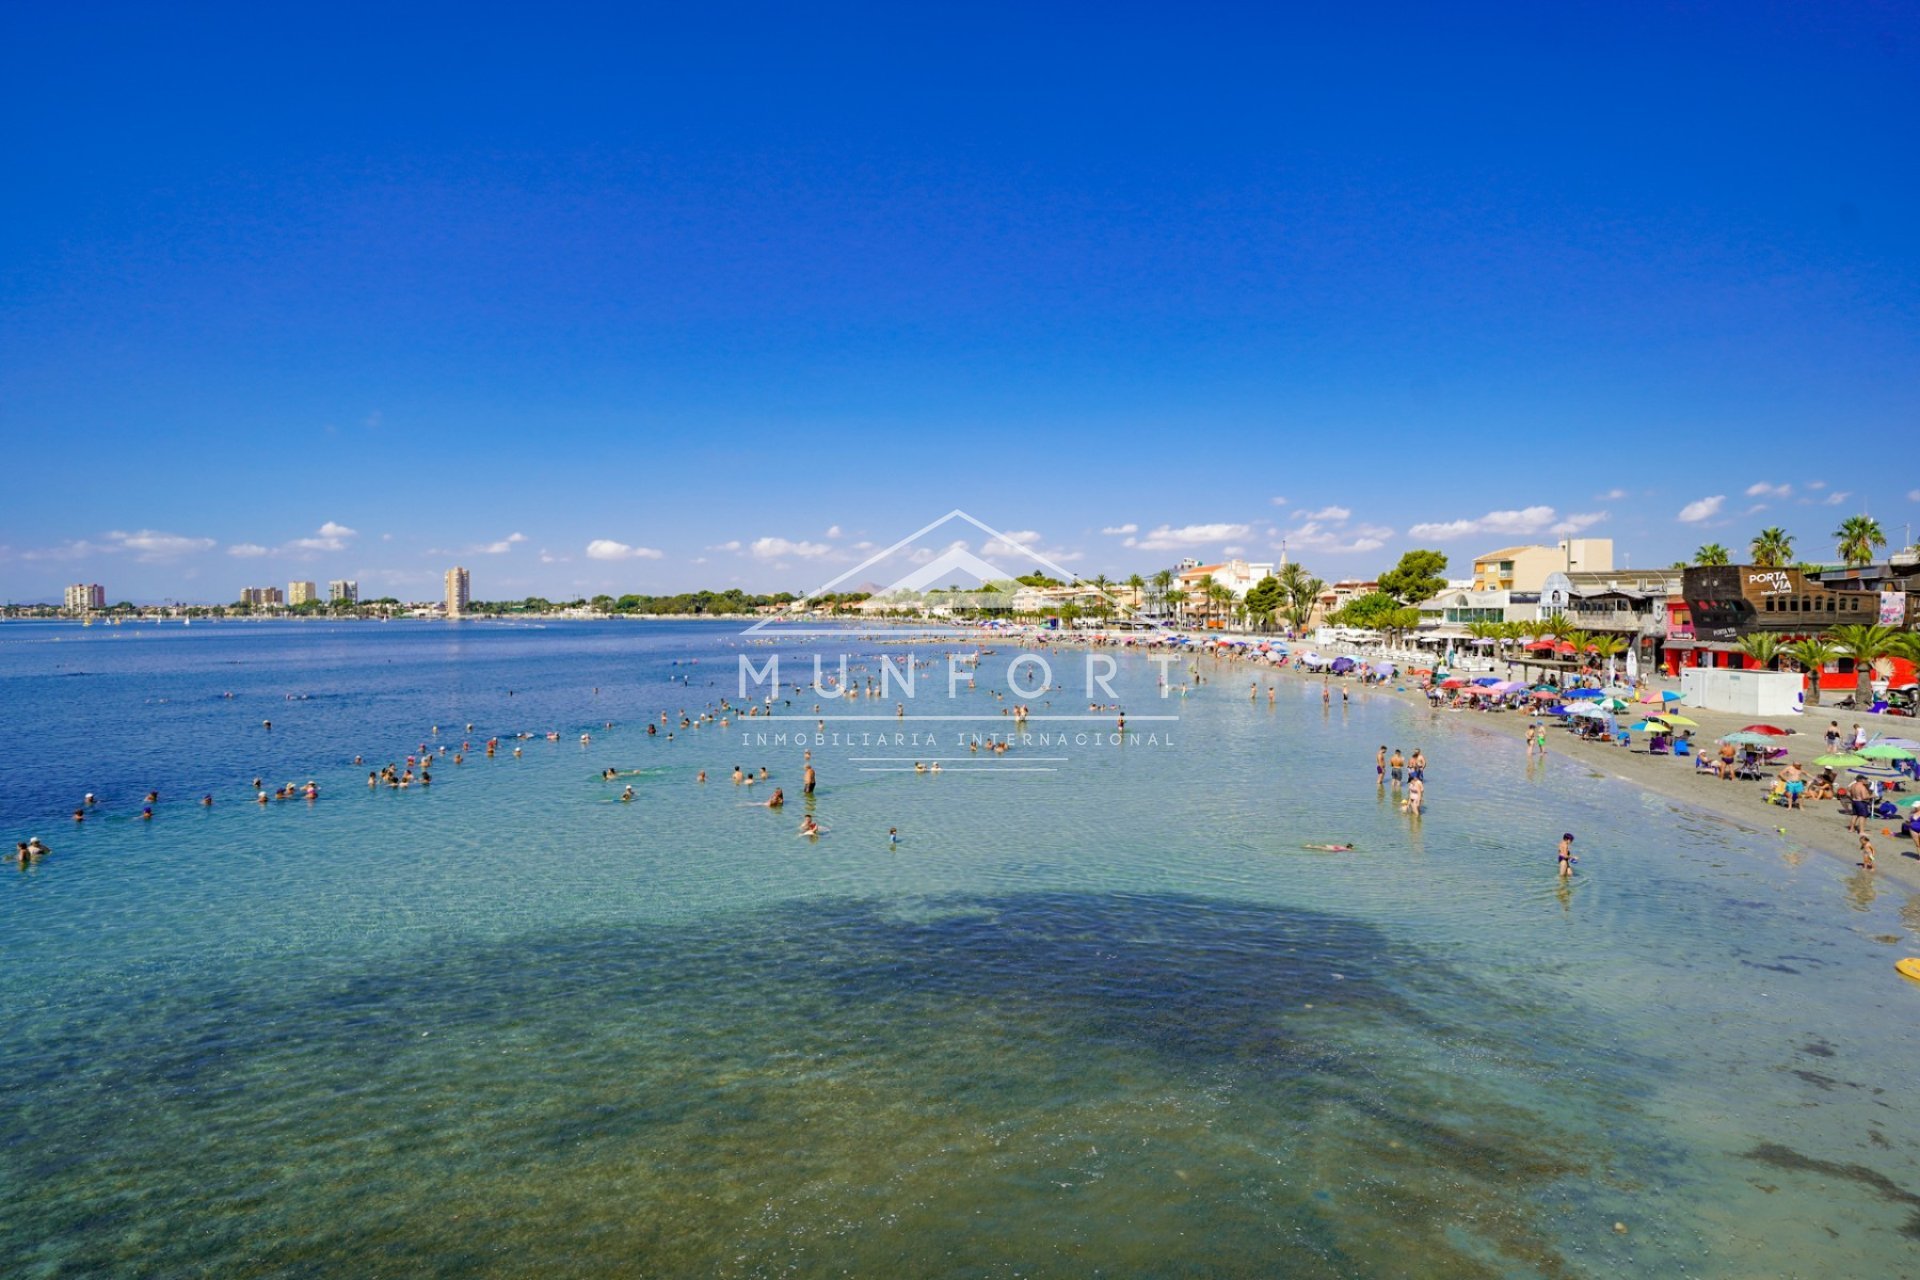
top-left (1014, 629), bottom-right (1920, 894)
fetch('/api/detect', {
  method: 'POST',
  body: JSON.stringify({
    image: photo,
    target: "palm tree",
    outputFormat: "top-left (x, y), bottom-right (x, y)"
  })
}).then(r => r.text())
top-left (1831, 623), bottom-right (1902, 709)
top-left (1694, 544), bottom-right (1731, 567)
top-left (1538, 612), bottom-right (1572, 641)
top-left (1208, 582), bottom-right (1235, 630)
top-left (1834, 515), bottom-right (1886, 568)
top-left (1284, 577), bottom-right (1323, 635)
top-left (1737, 632), bottom-right (1781, 670)
top-left (1150, 568), bottom-right (1176, 620)
top-left (1194, 573), bottom-right (1216, 626)
top-left (1125, 573), bottom-right (1145, 617)
top-left (1087, 574), bottom-right (1113, 624)
top-left (1783, 637), bottom-right (1839, 707)
top-left (1750, 528), bottom-right (1794, 568)
top-left (1589, 634), bottom-right (1628, 670)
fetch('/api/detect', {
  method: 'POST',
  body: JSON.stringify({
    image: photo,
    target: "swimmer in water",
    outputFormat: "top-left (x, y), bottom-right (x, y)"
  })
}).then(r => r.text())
top-left (798, 815), bottom-right (821, 837)
top-left (621, 785), bottom-right (635, 802)
top-left (888, 827), bottom-right (900, 846)
top-left (1557, 833), bottom-right (1576, 877)
top-left (1301, 843), bottom-right (1355, 852)
top-left (697, 770), bottom-right (707, 783)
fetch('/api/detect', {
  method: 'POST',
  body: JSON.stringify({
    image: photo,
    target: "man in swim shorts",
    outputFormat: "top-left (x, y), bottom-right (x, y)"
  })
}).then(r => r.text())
top-left (1779, 762), bottom-right (1805, 810)
top-left (1846, 778), bottom-right (1873, 834)
top-left (1388, 749), bottom-right (1405, 786)
top-left (1376, 746), bottom-right (1387, 782)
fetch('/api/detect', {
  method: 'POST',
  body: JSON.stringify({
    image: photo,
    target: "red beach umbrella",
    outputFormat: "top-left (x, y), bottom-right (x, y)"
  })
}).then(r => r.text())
top-left (1554, 641), bottom-right (1577, 655)
top-left (1739, 724), bottom-right (1790, 736)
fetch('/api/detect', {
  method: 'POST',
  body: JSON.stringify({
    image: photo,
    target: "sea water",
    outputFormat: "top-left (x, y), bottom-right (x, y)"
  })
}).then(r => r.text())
top-left (1, 620), bottom-right (1916, 1277)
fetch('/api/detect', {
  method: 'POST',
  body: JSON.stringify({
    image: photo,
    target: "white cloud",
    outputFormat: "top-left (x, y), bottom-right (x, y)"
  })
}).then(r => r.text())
top-left (709, 540), bottom-right (742, 552)
top-left (1283, 521), bottom-right (1392, 554)
top-left (1269, 496), bottom-right (1289, 507)
top-left (108, 530), bottom-right (218, 560)
top-left (981, 530), bottom-right (1041, 557)
top-left (825, 525), bottom-right (843, 539)
top-left (1909, 489), bottom-right (1920, 502)
top-left (1406, 506), bottom-right (1559, 540)
top-left (1744, 482), bottom-right (1792, 499)
top-left (477, 532), bottom-right (528, 555)
top-left (1224, 545), bottom-right (1245, 555)
top-left (1101, 523), bottom-right (1139, 536)
top-left (227, 543), bottom-right (270, 558)
top-left (1676, 495), bottom-right (1725, 524)
top-left (1299, 505), bottom-right (1351, 522)
top-left (851, 540), bottom-right (875, 551)
top-left (1124, 522), bottom-right (1251, 551)
top-left (1597, 488), bottom-right (1629, 501)
top-left (586, 539), bottom-right (664, 561)
top-left (749, 536), bottom-right (832, 560)
top-left (1805, 480), bottom-right (1827, 491)
top-left (1549, 511), bottom-right (1608, 535)
top-left (1823, 491), bottom-right (1850, 506)
top-left (318, 521), bottom-right (357, 538)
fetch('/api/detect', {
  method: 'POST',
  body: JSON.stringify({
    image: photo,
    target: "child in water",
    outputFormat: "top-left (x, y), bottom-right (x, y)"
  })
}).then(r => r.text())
top-left (1557, 833), bottom-right (1576, 877)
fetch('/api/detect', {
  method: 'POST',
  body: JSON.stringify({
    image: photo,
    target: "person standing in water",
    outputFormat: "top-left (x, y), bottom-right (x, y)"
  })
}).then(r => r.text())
top-left (1557, 833), bottom-right (1576, 877)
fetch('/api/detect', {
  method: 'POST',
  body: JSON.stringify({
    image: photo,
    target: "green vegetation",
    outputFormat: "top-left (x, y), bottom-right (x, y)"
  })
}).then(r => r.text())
top-left (1749, 527), bottom-right (1793, 568)
top-left (1833, 515), bottom-right (1886, 568)
top-left (1377, 549), bottom-right (1448, 604)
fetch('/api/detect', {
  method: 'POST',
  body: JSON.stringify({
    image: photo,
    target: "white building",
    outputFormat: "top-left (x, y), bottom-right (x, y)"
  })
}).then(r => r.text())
top-left (64, 583), bottom-right (105, 612)
top-left (329, 580), bottom-right (359, 604)
top-left (288, 581), bottom-right (319, 606)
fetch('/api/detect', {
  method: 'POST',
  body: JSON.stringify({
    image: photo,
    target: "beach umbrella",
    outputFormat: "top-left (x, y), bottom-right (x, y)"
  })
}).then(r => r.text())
top-left (1636, 690), bottom-right (1665, 704)
top-left (1738, 724), bottom-right (1790, 736)
top-left (1472, 676), bottom-right (1501, 686)
top-left (1564, 688), bottom-right (1602, 700)
top-left (1890, 794), bottom-right (1920, 810)
top-left (1599, 697), bottom-right (1630, 712)
top-left (1568, 704), bottom-right (1612, 719)
top-left (1441, 676), bottom-right (1467, 688)
top-left (1629, 720), bottom-right (1656, 732)
top-left (1859, 744), bottom-right (1919, 761)
top-left (1649, 714), bottom-right (1698, 727)
top-left (1866, 737), bottom-right (1920, 751)
top-left (1661, 691), bottom-right (1684, 702)
top-left (1720, 731), bottom-right (1780, 747)
top-left (1813, 753), bottom-right (1869, 769)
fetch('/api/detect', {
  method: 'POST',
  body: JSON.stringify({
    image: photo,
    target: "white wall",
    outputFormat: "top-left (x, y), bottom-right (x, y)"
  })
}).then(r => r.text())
top-left (1680, 667), bottom-right (1805, 716)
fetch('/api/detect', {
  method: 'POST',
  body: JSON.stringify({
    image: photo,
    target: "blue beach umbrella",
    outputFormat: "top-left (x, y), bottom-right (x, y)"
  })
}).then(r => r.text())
top-left (1661, 691), bottom-right (1684, 702)
top-left (1564, 688), bottom-right (1603, 700)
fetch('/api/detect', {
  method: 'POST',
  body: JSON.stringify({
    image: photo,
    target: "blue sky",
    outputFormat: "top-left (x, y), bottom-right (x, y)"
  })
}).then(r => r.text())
top-left (3, 2), bottom-right (1917, 602)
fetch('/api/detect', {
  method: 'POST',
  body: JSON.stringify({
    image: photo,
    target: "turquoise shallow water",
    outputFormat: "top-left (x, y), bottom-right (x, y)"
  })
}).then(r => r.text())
top-left (2, 620), bottom-right (1918, 1276)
